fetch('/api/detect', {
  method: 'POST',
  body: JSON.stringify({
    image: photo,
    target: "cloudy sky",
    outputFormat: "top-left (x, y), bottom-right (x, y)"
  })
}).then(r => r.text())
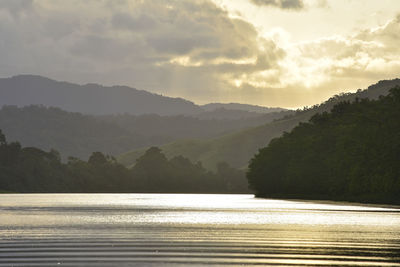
top-left (0, 0), bottom-right (399, 108)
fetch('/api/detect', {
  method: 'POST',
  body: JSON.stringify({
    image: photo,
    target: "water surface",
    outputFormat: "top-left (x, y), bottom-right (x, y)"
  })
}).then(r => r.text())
top-left (1, 194), bottom-right (399, 266)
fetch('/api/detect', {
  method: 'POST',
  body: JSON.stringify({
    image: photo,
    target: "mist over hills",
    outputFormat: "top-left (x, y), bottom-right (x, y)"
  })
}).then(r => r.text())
top-left (194, 108), bottom-right (282, 120)
top-left (0, 105), bottom-right (169, 160)
top-left (0, 107), bottom-right (292, 163)
top-left (0, 75), bottom-right (202, 116)
top-left (0, 75), bottom-right (283, 117)
top-left (100, 110), bottom-right (291, 139)
top-left (119, 78), bottom-right (400, 170)
top-left (0, 105), bottom-right (291, 160)
top-left (0, 74), bottom-right (292, 160)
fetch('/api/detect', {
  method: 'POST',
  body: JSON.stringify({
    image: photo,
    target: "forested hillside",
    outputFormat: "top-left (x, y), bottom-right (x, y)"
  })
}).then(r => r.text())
top-left (119, 79), bottom-right (400, 170)
top-left (247, 87), bottom-right (400, 204)
top-left (0, 105), bottom-right (290, 160)
top-left (0, 105), bottom-right (168, 160)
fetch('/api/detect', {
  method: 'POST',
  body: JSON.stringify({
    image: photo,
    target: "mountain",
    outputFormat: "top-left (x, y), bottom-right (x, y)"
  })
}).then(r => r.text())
top-left (0, 75), bottom-right (288, 121)
top-left (118, 78), bottom-right (400, 170)
top-left (201, 103), bottom-right (285, 113)
top-left (247, 86), bottom-right (400, 204)
top-left (0, 74), bottom-right (293, 159)
top-left (0, 105), bottom-right (292, 161)
top-left (0, 75), bottom-right (203, 116)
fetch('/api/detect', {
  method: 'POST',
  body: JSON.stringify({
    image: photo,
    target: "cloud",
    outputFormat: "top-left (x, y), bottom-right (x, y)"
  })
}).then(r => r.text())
top-left (301, 16), bottom-right (400, 78)
top-left (264, 14), bottom-right (400, 106)
top-left (112, 13), bottom-right (156, 31)
top-left (0, 0), bottom-right (399, 108)
top-left (0, 0), bottom-right (33, 14)
top-left (0, 0), bottom-right (285, 98)
top-left (250, 0), bottom-right (304, 10)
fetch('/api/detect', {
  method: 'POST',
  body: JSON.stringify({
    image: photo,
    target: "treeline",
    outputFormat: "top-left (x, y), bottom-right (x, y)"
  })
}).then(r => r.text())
top-left (247, 87), bottom-right (400, 204)
top-left (0, 131), bottom-right (248, 193)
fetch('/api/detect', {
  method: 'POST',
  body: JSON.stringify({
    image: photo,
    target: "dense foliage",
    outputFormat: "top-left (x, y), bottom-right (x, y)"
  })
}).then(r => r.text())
top-left (0, 131), bottom-right (247, 193)
top-left (247, 87), bottom-right (400, 204)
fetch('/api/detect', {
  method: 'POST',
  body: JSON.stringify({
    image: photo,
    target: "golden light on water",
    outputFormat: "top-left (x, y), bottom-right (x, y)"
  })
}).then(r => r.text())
top-left (1, 194), bottom-right (399, 266)
top-left (1, 194), bottom-right (399, 227)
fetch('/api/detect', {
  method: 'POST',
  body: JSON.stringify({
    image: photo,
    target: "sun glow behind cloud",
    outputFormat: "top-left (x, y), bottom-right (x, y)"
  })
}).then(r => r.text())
top-left (0, 0), bottom-right (399, 108)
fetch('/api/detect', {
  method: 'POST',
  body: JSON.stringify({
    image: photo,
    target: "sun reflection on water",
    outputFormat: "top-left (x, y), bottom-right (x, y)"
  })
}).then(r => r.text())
top-left (1, 194), bottom-right (400, 266)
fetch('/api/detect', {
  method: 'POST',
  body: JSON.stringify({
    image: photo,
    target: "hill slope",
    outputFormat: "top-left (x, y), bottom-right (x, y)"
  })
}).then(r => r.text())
top-left (0, 105), bottom-right (291, 160)
top-left (118, 78), bottom-right (400, 170)
top-left (99, 110), bottom-right (292, 140)
top-left (0, 75), bottom-right (202, 116)
top-left (0, 105), bottom-right (167, 160)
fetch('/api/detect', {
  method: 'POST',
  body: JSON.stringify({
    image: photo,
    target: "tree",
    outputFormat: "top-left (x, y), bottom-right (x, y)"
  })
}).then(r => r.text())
top-left (88, 152), bottom-right (108, 166)
top-left (0, 129), bottom-right (5, 145)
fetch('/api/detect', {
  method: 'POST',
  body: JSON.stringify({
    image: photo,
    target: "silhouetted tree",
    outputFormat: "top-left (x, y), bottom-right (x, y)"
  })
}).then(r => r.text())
top-left (88, 152), bottom-right (108, 166)
top-left (0, 129), bottom-right (5, 145)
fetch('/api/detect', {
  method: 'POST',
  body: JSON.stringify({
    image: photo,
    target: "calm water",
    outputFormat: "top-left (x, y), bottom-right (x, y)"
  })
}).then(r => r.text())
top-left (0, 194), bottom-right (400, 266)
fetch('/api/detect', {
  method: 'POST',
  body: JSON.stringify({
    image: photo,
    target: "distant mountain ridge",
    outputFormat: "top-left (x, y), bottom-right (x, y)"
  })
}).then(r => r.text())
top-left (0, 75), bottom-right (281, 117)
top-left (0, 75), bottom-right (202, 116)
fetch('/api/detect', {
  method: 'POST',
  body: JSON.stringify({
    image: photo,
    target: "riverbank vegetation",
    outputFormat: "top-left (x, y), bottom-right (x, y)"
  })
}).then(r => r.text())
top-left (247, 87), bottom-right (400, 204)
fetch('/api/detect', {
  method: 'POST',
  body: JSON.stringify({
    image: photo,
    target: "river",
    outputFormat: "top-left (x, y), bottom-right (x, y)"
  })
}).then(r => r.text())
top-left (0, 194), bottom-right (399, 266)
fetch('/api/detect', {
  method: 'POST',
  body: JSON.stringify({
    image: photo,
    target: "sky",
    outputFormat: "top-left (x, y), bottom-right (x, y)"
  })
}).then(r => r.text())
top-left (0, 0), bottom-right (399, 108)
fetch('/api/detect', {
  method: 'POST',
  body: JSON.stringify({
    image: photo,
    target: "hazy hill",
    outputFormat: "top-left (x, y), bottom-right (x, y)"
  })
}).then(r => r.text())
top-left (0, 75), bottom-right (203, 116)
top-left (0, 105), bottom-right (291, 161)
top-left (0, 75), bottom-right (284, 119)
top-left (201, 103), bottom-right (285, 113)
top-left (118, 78), bottom-right (400, 170)
top-left (195, 108), bottom-right (281, 120)
top-left (99, 110), bottom-right (292, 140)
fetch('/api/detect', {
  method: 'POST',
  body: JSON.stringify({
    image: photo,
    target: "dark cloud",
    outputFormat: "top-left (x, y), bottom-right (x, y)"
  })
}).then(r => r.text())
top-left (250, 0), bottom-right (304, 10)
